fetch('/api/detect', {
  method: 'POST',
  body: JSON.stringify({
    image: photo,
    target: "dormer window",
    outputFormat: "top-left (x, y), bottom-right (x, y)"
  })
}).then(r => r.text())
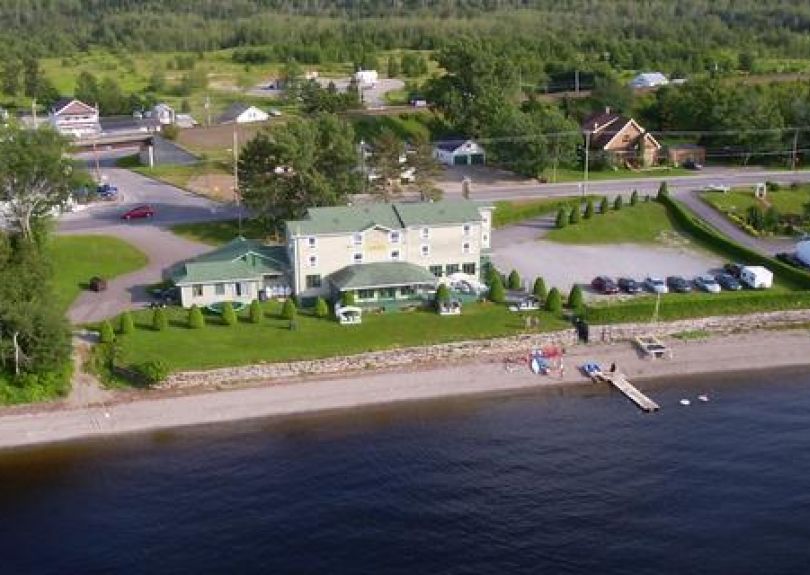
top-left (353, 232), bottom-right (363, 246)
top-left (353, 252), bottom-right (363, 264)
top-left (462, 242), bottom-right (471, 254)
top-left (389, 231), bottom-right (401, 243)
top-left (307, 237), bottom-right (317, 249)
top-left (420, 227), bottom-right (430, 239)
top-left (463, 223), bottom-right (471, 236)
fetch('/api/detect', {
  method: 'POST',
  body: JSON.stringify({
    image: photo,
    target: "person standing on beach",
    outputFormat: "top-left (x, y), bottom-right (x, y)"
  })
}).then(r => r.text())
top-left (610, 362), bottom-right (616, 373)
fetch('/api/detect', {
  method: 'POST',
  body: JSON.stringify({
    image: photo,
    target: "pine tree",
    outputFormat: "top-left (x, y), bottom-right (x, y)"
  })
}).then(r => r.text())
top-left (314, 297), bottom-right (329, 318)
top-left (545, 288), bottom-right (562, 314)
top-left (657, 181), bottom-right (669, 201)
top-left (568, 284), bottom-right (584, 310)
top-left (583, 199), bottom-right (595, 219)
top-left (569, 204), bottom-right (581, 224)
top-left (119, 311), bottom-right (134, 335)
top-left (152, 308), bottom-right (167, 331)
top-left (630, 189), bottom-right (639, 206)
top-left (282, 298), bottom-right (297, 320)
top-left (555, 207), bottom-right (568, 228)
top-left (249, 299), bottom-right (263, 323)
top-left (613, 195), bottom-right (623, 210)
top-left (599, 196), bottom-right (610, 214)
top-left (508, 269), bottom-right (521, 290)
top-left (341, 291), bottom-right (356, 306)
top-left (488, 275), bottom-right (506, 303)
top-left (533, 277), bottom-right (548, 300)
top-left (221, 302), bottom-right (237, 326)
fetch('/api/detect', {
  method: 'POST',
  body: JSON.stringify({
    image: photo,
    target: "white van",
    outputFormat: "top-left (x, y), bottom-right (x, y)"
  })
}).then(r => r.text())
top-left (740, 265), bottom-right (773, 289)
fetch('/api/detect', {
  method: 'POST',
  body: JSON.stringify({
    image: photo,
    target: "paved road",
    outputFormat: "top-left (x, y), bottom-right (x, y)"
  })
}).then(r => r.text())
top-left (60, 163), bottom-right (240, 324)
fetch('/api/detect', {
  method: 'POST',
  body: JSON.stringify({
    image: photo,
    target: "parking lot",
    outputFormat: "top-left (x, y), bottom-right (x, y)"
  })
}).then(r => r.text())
top-left (492, 240), bottom-right (723, 298)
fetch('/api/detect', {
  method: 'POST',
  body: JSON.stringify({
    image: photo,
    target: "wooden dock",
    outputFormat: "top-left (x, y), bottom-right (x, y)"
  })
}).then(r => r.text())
top-left (597, 373), bottom-right (660, 413)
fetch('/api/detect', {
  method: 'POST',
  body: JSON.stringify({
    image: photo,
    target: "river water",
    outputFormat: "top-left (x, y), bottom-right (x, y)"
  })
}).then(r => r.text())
top-left (2, 369), bottom-right (810, 574)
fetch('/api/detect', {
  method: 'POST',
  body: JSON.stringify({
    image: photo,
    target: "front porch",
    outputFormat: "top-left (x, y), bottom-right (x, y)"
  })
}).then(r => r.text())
top-left (327, 262), bottom-right (440, 312)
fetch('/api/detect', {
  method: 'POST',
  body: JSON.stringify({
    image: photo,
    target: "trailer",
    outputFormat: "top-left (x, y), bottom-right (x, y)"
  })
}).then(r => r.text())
top-left (740, 265), bottom-right (773, 289)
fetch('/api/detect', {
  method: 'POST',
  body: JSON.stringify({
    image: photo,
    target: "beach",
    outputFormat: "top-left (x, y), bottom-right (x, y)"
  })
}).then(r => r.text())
top-left (1, 329), bottom-right (809, 451)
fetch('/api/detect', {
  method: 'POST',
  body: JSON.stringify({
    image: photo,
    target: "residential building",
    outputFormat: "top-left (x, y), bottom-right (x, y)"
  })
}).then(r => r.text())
top-left (285, 199), bottom-right (493, 306)
top-left (354, 69), bottom-right (378, 87)
top-left (433, 139), bottom-right (486, 166)
top-left (170, 238), bottom-right (290, 308)
top-left (629, 72), bottom-right (669, 89)
top-left (581, 107), bottom-right (661, 167)
top-left (48, 98), bottom-right (100, 139)
top-left (151, 103), bottom-right (176, 125)
top-left (216, 103), bottom-right (270, 125)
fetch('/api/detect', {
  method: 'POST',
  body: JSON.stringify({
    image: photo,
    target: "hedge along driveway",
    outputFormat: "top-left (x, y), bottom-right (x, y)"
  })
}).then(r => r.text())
top-left (110, 301), bottom-right (570, 374)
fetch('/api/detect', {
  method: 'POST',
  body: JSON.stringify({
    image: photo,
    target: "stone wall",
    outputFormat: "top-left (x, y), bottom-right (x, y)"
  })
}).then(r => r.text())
top-left (162, 309), bottom-right (810, 390)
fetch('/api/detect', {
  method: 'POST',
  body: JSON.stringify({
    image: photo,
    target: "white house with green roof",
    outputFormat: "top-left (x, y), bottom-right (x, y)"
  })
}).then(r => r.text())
top-left (170, 237), bottom-right (290, 308)
top-left (285, 199), bottom-right (493, 307)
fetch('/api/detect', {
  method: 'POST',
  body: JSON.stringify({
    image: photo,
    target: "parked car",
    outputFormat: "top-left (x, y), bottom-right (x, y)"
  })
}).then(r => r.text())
top-left (715, 273), bottom-right (742, 291)
top-left (96, 183), bottom-right (118, 200)
top-left (695, 275), bottom-right (721, 293)
top-left (591, 276), bottom-right (619, 294)
top-left (644, 276), bottom-right (669, 294)
top-left (724, 262), bottom-right (744, 278)
top-left (683, 159), bottom-right (703, 170)
top-left (121, 205), bottom-right (155, 220)
top-left (618, 277), bottom-right (643, 294)
top-left (704, 184), bottom-right (730, 193)
top-left (666, 275), bottom-right (692, 293)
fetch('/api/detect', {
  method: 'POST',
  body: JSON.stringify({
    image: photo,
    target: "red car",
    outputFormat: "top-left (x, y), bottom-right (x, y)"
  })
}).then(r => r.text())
top-left (121, 205), bottom-right (155, 220)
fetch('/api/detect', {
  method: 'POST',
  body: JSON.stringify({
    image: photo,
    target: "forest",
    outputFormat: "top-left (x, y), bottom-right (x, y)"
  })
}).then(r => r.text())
top-left (1, 1), bottom-right (810, 77)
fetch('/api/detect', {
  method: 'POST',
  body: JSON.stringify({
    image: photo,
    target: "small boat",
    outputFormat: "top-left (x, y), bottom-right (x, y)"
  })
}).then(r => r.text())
top-left (680, 398), bottom-right (691, 406)
top-left (530, 353), bottom-right (550, 375)
top-left (580, 362), bottom-right (602, 378)
top-left (697, 394), bottom-right (709, 402)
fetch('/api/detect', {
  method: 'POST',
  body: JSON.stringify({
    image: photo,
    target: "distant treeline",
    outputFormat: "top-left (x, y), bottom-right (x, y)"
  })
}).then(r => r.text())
top-left (1, 1), bottom-right (810, 76)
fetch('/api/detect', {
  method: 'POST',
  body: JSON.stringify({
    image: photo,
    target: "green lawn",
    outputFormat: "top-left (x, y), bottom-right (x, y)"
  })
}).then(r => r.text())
top-left (493, 196), bottom-right (599, 228)
top-left (50, 235), bottom-right (148, 313)
top-left (103, 301), bottom-right (569, 375)
top-left (170, 219), bottom-right (270, 245)
top-left (701, 186), bottom-right (810, 217)
top-left (540, 166), bottom-right (693, 183)
top-left (546, 201), bottom-right (681, 244)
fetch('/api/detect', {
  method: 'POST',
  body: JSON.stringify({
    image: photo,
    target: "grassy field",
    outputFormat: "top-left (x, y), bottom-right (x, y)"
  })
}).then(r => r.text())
top-left (545, 201), bottom-right (680, 244)
top-left (101, 301), bottom-right (569, 375)
top-left (170, 220), bottom-right (270, 245)
top-left (701, 186), bottom-right (810, 217)
top-left (492, 196), bottom-right (598, 228)
top-left (50, 235), bottom-right (148, 313)
top-left (540, 166), bottom-right (693, 183)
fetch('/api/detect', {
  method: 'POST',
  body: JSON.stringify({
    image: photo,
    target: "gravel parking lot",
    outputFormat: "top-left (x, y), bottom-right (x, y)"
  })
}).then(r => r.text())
top-left (492, 240), bottom-right (723, 298)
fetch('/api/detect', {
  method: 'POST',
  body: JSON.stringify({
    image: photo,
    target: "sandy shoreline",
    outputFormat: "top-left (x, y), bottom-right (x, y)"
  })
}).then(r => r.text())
top-left (1, 329), bottom-right (809, 451)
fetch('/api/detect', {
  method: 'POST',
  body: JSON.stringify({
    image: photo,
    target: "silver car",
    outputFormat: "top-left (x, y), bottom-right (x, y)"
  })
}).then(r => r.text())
top-left (645, 276), bottom-right (669, 294)
top-left (695, 275), bottom-right (721, 293)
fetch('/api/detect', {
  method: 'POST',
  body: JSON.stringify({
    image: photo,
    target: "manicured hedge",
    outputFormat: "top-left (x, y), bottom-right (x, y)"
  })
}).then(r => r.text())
top-left (659, 194), bottom-right (810, 290)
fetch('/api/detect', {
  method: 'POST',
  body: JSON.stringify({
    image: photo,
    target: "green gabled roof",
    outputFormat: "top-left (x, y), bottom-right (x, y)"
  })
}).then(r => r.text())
top-left (394, 200), bottom-right (483, 227)
top-left (287, 199), bottom-right (487, 236)
top-left (170, 237), bottom-right (288, 285)
top-left (327, 262), bottom-right (438, 290)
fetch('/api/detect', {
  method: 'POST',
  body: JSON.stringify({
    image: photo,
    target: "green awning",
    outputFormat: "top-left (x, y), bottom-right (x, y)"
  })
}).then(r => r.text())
top-left (327, 262), bottom-right (438, 291)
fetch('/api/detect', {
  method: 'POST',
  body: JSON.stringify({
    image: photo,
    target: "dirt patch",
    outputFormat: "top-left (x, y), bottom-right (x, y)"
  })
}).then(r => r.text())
top-left (178, 122), bottom-right (272, 152)
top-left (187, 174), bottom-right (236, 202)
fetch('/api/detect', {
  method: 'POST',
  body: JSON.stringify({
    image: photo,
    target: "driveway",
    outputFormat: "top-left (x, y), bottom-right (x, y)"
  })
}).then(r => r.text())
top-left (60, 165), bottom-right (240, 324)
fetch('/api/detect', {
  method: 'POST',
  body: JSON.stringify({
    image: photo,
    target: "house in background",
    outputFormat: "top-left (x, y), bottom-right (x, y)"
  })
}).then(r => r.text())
top-left (354, 69), bottom-right (378, 87)
top-left (217, 103), bottom-right (270, 125)
top-left (285, 199), bottom-right (493, 307)
top-left (48, 98), bottom-right (100, 139)
top-left (433, 139), bottom-right (486, 166)
top-left (581, 108), bottom-right (661, 167)
top-left (170, 237), bottom-right (290, 308)
top-left (629, 72), bottom-right (669, 89)
top-left (150, 103), bottom-right (176, 125)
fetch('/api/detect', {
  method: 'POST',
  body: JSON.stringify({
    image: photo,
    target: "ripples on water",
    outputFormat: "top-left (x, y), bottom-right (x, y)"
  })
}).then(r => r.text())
top-left (2, 370), bottom-right (810, 574)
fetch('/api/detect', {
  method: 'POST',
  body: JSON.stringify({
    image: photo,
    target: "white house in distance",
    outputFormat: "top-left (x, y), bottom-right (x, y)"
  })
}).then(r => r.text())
top-left (433, 139), bottom-right (486, 166)
top-left (354, 69), bottom-right (378, 87)
top-left (216, 103), bottom-right (270, 124)
top-left (48, 98), bottom-right (101, 139)
top-left (629, 72), bottom-right (669, 89)
top-left (150, 103), bottom-right (176, 125)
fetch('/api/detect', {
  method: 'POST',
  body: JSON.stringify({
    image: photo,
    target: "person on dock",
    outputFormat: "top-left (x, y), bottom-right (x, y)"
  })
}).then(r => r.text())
top-left (610, 362), bottom-right (616, 373)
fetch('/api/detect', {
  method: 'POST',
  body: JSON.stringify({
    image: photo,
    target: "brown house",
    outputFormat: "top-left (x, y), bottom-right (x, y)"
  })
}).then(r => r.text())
top-left (581, 108), bottom-right (661, 167)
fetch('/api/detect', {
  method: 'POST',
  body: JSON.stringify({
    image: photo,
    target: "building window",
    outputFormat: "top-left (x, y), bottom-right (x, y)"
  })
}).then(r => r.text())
top-left (306, 274), bottom-right (322, 289)
top-left (379, 288), bottom-right (397, 299)
top-left (192, 285), bottom-right (203, 297)
top-left (234, 282), bottom-right (243, 297)
top-left (307, 237), bottom-right (317, 249)
top-left (215, 284), bottom-right (225, 296)
top-left (401, 286), bottom-right (415, 296)
top-left (462, 242), bottom-right (471, 254)
top-left (390, 249), bottom-right (401, 261)
top-left (482, 233), bottom-right (489, 246)
top-left (358, 289), bottom-right (375, 300)
top-left (353, 252), bottom-right (363, 264)
top-left (420, 227), bottom-right (430, 239)
top-left (462, 263), bottom-right (477, 275)
top-left (308, 255), bottom-right (318, 268)
top-left (463, 223), bottom-right (471, 236)
top-left (421, 244), bottom-right (430, 257)
top-left (353, 232), bottom-right (363, 246)
top-left (622, 134), bottom-right (631, 143)
top-left (429, 265), bottom-right (443, 277)
top-left (389, 231), bottom-right (401, 243)
top-left (446, 264), bottom-right (460, 275)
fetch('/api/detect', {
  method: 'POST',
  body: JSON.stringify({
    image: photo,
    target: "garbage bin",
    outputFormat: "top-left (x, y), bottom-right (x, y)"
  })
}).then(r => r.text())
top-left (89, 276), bottom-right (107, 292)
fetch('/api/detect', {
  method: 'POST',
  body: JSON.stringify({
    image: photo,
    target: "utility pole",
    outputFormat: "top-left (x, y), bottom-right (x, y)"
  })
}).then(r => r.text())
top-left (31, 98), bottom-right (37, 127)
top-left (583, 130), bottom-right (591, 195)
top-left (574, 69), bottom-right (580, 94)
top-left (792, 128), bottom-right (799, 170)
top-left (233, 126), bottom-right (242, 236)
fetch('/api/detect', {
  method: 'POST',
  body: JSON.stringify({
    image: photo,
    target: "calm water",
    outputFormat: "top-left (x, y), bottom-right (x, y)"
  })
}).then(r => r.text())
top-left (2, 370), bottom-right (810, 574)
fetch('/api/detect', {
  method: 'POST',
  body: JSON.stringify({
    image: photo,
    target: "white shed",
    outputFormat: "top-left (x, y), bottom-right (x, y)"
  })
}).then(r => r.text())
top-left (354, 69), bottom-right (378, 87)
top-left (629, 72), bottom-right (669, 89)
top-left (217, 103), bottom-right (270, 125)
top-left (433, 140), bottom-right (486, 166)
